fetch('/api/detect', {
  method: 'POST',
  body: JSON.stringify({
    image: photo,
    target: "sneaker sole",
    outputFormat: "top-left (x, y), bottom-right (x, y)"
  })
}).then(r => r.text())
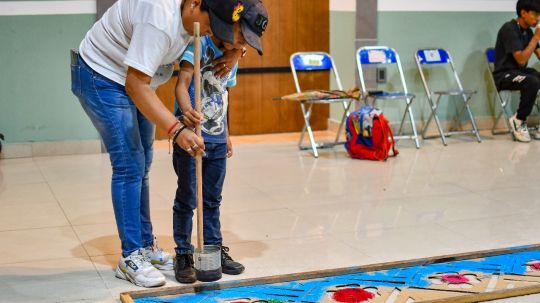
top-left (175, 275), bottom-right (197, 284)
top-left (115, 266), bottom-right (166, 288)
top-left (222, 267), bottom-right (245, 275)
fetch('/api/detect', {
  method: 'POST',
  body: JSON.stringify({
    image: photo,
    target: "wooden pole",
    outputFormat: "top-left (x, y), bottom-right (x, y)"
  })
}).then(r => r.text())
top-left (193, 22), bottom-right (204, 252)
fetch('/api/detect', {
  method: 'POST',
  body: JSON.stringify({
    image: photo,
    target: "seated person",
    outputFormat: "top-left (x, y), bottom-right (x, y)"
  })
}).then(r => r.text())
top-left (494, 0), bottom-right (540, 142)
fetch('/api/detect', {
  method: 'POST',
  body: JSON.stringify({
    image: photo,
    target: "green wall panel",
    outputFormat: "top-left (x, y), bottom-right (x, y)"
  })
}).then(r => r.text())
top-left (329, 11), bottom-right (529, 129)
top-left (0, 14), bottom-right (98, 143)
top-left (330, 11), bottom-right (356, 121)
top-left (377, 11), bottom-right (515, 126)
top-left (3, 10), bottom-right (516, 142)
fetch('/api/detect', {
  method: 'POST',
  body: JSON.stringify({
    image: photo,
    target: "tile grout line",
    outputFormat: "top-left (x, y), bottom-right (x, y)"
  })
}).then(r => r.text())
top-left (32, 157), bottom-right (113, 289)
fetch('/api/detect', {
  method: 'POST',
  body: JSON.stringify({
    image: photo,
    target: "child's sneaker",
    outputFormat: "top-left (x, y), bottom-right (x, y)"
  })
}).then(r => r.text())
top-left (509, 114), bottom-right (531, 143)
top-left (220, 246), bottom-right (245, 275)
top-left (141, 241), bottom-right (174, 270)
top-left (115, 250), bottom-right (166, 288)
top-left (174, 254), bottom-right (196, 284)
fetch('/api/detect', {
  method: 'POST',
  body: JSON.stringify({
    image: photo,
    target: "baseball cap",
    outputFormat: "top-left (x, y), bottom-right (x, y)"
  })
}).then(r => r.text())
top-left (204, 0), bottom-right (268, 55)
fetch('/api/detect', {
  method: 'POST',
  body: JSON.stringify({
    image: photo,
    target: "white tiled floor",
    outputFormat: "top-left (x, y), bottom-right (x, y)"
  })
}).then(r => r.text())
top-left (1, 134), bottom-right (540, 302)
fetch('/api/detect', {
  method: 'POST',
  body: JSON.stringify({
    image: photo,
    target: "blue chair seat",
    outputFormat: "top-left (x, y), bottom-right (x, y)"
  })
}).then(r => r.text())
top-left (367, 91), bottom-right (416, 99)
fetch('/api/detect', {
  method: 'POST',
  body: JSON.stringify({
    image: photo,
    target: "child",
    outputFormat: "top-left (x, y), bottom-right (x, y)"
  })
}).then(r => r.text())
top-left (172, 34), bottom-right (244, 284)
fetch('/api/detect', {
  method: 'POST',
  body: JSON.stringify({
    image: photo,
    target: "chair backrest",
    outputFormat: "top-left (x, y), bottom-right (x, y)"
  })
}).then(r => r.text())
top-left (415, 48), bottom-right (464, 97)
top-left (290, 52), bottom-right (343, 93)
top-left (485, 47), bottom-right (507, 96)
top-left (356, 46), bottom-right (409, 94)
top-left (415, 48), bottom-right (451, 65)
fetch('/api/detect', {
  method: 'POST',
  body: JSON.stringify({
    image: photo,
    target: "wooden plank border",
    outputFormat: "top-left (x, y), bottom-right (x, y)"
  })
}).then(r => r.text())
top-left (120, 244), bottom-right (540, 303)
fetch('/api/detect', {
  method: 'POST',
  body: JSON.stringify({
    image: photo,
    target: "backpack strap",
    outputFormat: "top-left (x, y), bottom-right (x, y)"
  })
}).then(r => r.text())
top-left (383, 116), bottom-right (399, 157)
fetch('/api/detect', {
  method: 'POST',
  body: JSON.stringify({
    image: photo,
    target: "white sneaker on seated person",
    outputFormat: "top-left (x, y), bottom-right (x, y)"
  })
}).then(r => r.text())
top-left (509, 114), bottom-right (531, 143)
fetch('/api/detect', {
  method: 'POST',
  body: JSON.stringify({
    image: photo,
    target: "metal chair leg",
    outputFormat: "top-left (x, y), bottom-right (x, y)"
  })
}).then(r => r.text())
top-left (299, 102), bottom-right (319, 158)
top-left (407, 103), bottom-right (421, 149)
top-left (298, 102), bottom-right (312, 147)
top-left (460, 94), bottom-right (481, 143)
top-left (492, 91), bottom-right (513, 135)
top-left (423, 95), bottom-right (447, 146)
top-left (464, 102), bottom-right (482, 142)
top-left (397, 103), bottom-right (409, 137)
top-left (491, 110), bottom-right (506, 134)
top-left (334, 100), bottom-right (353, 144)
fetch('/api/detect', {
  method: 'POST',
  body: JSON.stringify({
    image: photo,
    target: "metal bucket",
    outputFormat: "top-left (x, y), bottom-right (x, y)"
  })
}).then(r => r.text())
top-left (194, 245), bottom-right (222, 282)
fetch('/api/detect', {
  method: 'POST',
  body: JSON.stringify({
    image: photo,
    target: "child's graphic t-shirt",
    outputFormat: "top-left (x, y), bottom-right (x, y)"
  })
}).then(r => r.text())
top-left (177, 36), bottom-right (238, 143)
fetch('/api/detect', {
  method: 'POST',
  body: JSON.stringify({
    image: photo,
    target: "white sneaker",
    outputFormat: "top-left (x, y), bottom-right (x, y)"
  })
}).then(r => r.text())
top-left (534, 126), bottom-right (540, 140)
top-left (509, 114), bottom-right (531, 143)
top-left (115, 250), bottom-right (166, 288)
top-left (141, 241), bottom-right (174, 270)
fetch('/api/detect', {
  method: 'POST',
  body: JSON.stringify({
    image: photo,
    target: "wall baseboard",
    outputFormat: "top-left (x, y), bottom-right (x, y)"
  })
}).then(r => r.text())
top-left (328, 115), bottom-right (530, 137)
top-left (0, 140), bottom-right (103, 159)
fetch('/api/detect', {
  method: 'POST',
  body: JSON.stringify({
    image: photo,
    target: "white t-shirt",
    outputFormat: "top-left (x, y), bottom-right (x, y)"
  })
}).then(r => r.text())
top-left (79, 0), bottom-right (190, 88)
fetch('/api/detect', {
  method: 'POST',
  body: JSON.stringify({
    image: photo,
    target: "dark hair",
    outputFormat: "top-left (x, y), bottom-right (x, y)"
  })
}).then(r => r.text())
top-left (517, 0), bottom-right (540, 17)
top-left (180, 0), bottom-right (208, 11)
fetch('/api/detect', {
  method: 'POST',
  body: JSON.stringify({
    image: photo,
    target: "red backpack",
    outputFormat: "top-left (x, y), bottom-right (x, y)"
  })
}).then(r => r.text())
top-left (345, 106), bottom-right (398, 161)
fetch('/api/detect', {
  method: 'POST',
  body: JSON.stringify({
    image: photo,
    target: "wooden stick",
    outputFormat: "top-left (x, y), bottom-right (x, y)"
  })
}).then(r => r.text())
top-left (193, 22), bottom-right (203, 252)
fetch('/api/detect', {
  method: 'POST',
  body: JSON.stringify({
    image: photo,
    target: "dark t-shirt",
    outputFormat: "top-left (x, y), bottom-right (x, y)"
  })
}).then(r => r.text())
top-left (494, 19), bottom-right (539, 76)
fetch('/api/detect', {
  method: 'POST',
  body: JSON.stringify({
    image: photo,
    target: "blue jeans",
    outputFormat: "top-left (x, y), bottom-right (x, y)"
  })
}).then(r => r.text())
top-left (71, 55), bottom-right (155, 256)
top-left (172, 142), bottom-right (226, 255)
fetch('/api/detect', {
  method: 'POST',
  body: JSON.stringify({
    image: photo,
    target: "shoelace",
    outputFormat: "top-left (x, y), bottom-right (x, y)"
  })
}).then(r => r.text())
top-left (147, 237), bottom-right (165, 254)
top-left (130, 251), bottom-right (149, 268)
top-left (221, 246), bottom-right (233, 261)
top-left (177, 254), bottom-right (193, 267)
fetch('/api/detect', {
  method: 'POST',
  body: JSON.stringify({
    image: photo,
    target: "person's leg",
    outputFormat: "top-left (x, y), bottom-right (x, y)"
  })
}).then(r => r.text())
top-left (499, 70), bottom-right (540, 121)
top-left (138, 109), bottom-right (155, 248)
top-left (202, 143), bottom-right (244, 275)
top-left (201, 143), bottom-right (225, 247)
top-left (516, 68), bottom-right (540, 121)
top-left (78, 60), bottom-right (145, 255)
top-left (74, 57), bottom-right (164, 287)
top-left (136, 111), bottom-right (174, 269)
top-left (173, 144), bottom-right (196, 254)
top-left (172, 143), bottom-right (197, 283)
top-left (497, 70), bottom-right (540, 142)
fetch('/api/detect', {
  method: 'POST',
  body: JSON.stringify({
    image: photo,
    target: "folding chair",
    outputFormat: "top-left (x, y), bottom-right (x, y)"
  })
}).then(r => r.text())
top-left (485, 48), bottom-right (514, 135)
top-left (290, 52), bottom-right (354, 158)
top-left (356, 46), bottom-right (420, 149)
top-left (415, 48), bottom-right (482, 146)
top-left (485, 47), bottom-right (540, 137)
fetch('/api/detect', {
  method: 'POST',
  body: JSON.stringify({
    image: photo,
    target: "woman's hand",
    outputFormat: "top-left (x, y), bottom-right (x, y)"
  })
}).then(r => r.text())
top-left (182, 108), bottom-right (203, 128)
top-left (212, 48), bottom-right (242, 78)
top-left (226, 136), bottom-right (233, 158)
top-left (175, 129), bottom-right (205, 157)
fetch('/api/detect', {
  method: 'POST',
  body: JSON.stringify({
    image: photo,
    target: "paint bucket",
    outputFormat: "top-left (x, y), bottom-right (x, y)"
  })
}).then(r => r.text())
top-left (194, 245), bottom-right (222, 282)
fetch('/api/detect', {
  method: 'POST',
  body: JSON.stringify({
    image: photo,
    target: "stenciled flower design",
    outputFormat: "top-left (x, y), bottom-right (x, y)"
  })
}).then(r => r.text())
top-left (526, 261), bottom-right (540, 272)
top-left (428, 273), bottom-right (481, 289)
top-left (327, 285), bottom-right (378, 303)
